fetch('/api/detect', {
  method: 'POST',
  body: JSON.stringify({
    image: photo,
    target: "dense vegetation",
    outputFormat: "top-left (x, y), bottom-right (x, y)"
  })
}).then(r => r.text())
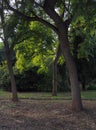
top-left (0, 0), bottom-right (96, 111)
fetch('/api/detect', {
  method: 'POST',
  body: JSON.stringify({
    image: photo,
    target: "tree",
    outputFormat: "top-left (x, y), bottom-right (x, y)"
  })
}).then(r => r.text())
top-left (4, 0), bottom-right (96, 110)
top-left (3, 0), bottom-right (96, 110)
top-left (0, 1), bottom-right (18, 101)
top-left (52, 44), bottom-right (61, 96)
top-left (3, 0), bottom-right (83, 111)
top-left (69, 5), bottom-right (96, 90)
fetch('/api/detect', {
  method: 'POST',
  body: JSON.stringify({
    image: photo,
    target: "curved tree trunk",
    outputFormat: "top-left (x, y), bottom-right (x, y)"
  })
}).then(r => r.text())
top-left (59, 33), bottom-right (83, 111)
top-left (43, 1), bottom-right (83, 111)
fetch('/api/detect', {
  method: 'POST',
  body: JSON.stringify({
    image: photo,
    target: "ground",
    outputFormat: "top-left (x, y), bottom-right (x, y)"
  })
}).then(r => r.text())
top-left (0, 99), bottom-right (96, 130)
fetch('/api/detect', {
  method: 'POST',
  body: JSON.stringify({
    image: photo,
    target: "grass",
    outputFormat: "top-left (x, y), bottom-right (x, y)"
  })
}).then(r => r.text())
top-left (18, 92), bottom-right (72, 99)
top-left (81, 91), bottom-right (96, 99)
top-left (0, 89), bottom-right (11, 98)
top-left (0, 89), bottom-right (96, 100)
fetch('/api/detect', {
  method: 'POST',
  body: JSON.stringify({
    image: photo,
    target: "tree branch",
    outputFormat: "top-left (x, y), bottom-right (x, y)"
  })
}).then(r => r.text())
top-left (44, 0), bottom-right (57, 9)
top-left (3, 0), bottom-right (58, 34)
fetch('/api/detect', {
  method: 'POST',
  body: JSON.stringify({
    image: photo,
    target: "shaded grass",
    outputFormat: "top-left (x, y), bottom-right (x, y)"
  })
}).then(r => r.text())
top-left (18, 92), bottom-right (72, 99)
top-left (81, 91), bottom-right (96, 99)
top-left (0, 89), bottom-right (11, 98)
top-left (0, 89), bottom-right (96, 100)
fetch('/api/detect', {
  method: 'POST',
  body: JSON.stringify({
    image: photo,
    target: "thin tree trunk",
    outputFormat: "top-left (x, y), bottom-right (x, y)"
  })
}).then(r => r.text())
top-left (82, 80), bottom-right (86, 91)
top-left (5, 45), bottom-right (18, 102)
top-left (0, 1), bottom-right (18, 102)
top-left (52, 61), bottom-right (57, 96)
top-left (52, 44), bottom-right (61, 96)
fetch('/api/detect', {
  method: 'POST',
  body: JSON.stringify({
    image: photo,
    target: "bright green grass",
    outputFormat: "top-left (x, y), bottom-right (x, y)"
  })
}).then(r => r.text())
top-left (0, 90), bottom-right (96, 99)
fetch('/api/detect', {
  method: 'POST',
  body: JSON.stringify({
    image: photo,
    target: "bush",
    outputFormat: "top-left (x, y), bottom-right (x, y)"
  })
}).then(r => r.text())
top-left (87, 84), bottom-right (96, 90)
top-left (0, 62), bottom-right (52, 92)
top-left (0, 61), bottom-right (70, 92)
top-left (14, 67), bottom-right (52, 92)
top-left (0, 61), bottom-right (11, 91)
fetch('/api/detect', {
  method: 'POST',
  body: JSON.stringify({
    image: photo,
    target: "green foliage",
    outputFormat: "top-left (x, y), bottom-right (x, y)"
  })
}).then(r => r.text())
top-left (0, 61), bottom-right (11, 91)
top-left (87, 84), bottom-right (96, 90)
top-left (15, 22), bottom-right (57, 73)
top-left (0, 61), bottom-right (52, 92)
top-left (14, 68), bottom-right (52, 92)
top-left (0, 43), bottom-right (5, 62)
top-left (70, 10), bottom-right (96, 59)
top-left (1, 0), bottom-right (96, 93)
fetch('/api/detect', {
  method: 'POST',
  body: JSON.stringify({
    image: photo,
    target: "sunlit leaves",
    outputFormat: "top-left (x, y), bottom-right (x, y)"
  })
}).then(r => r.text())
top-left (15, 21), bottom-right (57, 73)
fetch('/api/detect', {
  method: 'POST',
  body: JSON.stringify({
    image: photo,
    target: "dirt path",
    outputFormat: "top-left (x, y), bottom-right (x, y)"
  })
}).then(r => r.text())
top-left (0, 99), bottom-right (96, 130)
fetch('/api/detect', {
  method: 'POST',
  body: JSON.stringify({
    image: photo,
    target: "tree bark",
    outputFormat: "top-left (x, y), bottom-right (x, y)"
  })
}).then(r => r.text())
top-left (0, 1), bottom-right (18, 102)
top-left (52, 61), bottom-right (57, 96)
top-left (52, 44), bottom-right (61, 96)
top-left (43, 1), bottom-right (83, 111)
top-left (4, 43), bottom-right (18, 102)
top-left (59, 32), bottom-right (83, 111)
top-left (82, 79), bottom-right (86, 91)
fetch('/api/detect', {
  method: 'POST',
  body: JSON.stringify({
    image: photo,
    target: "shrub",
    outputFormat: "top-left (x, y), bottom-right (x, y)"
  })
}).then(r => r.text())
top-left (0, 61), bottom-right (11, 91)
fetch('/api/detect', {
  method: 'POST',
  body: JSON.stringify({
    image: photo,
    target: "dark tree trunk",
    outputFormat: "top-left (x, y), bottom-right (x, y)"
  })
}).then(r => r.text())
top-left (43, 1), bottom-right (83, 111)
top-left (82, 79), bottom-right (86, 91)
top-left (59, 32), bottom-right (83, 111)
top-left (52, 61), bottom-right (57, 96)
top-left (5, 43), bottom-right (18, 102)
top-left (52, 44), bottom-right (61, 96)
top-left (0, 1), bottom-right (18, 102)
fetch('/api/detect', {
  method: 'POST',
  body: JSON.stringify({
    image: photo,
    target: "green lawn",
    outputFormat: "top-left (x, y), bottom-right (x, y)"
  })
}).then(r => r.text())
top-left (0, 90), bottom-right (96, 100)
top-left (81, 91), bottom-right (96, 99)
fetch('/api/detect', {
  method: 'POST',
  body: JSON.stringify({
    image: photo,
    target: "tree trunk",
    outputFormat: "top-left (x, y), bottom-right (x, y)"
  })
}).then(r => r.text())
top-left (52, 44), bottom-right (61, 96)
top-left (82, 79), bottom-right (86, 91)
top-left (41, 0), bottom-right (83, 111)
top-left (0, 1), bottom-right (18, 102)
top-left (59, 34), bottom-right (83, 111)
top-left (5, 47), bottom-right (18, 102)
top-left (52, 61), bottom-right (57, 96)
